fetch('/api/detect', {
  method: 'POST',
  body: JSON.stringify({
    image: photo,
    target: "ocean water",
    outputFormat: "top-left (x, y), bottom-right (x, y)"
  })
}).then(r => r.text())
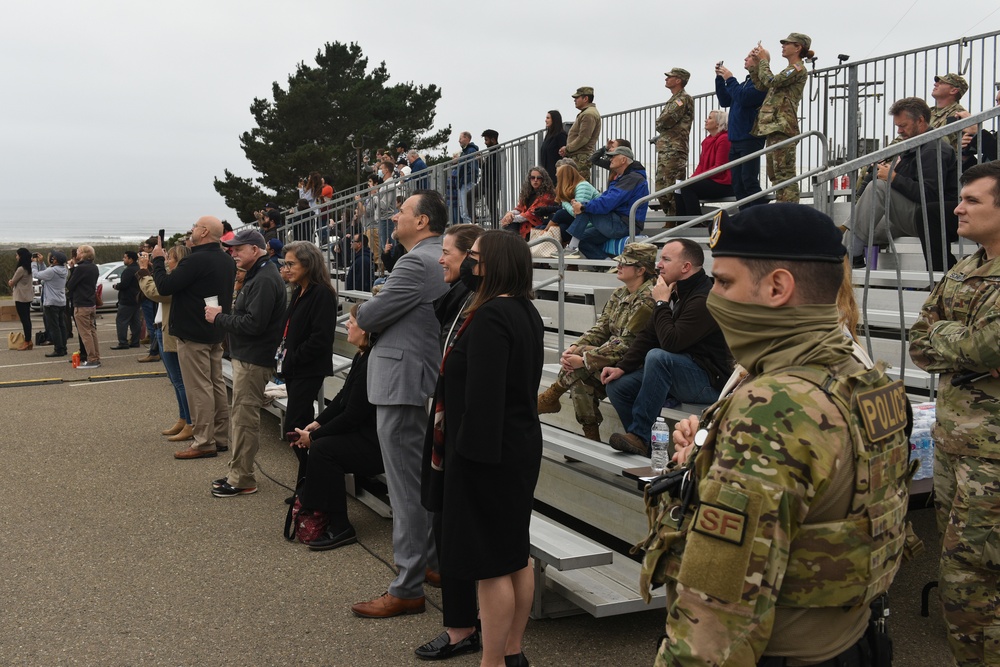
top-left (2, 198), bottom-right (235, 246)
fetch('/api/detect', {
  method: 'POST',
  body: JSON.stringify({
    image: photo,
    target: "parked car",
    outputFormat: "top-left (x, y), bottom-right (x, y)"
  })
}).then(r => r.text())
top-left (33, 261), bottom-right (125, 311)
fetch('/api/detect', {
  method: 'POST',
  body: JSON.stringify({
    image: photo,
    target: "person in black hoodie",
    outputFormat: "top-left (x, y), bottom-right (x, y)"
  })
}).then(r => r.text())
top-left (151, 216), bottom-right (237, 460)
top-left (206, 229), bottom-right (287, 497)
top-left (111, 251), bottom-right (142, 349)
top-left (66, 244), bottom-right (101, 368)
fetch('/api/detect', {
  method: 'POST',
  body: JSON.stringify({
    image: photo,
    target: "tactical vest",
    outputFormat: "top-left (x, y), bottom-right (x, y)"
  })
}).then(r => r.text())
top-left (638, 360), bottom-right (913, 608)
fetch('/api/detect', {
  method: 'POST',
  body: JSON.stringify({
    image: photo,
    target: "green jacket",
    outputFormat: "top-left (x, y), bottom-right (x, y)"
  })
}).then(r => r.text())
top-left (910, 248), bottom-right (1000, 458)
top-left (750, 59), bottom-right (808, 137)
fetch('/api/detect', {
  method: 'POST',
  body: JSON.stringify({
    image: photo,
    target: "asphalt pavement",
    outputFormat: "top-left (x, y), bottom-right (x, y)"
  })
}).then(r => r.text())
top-left (0, 304), bottom-right (952, 666)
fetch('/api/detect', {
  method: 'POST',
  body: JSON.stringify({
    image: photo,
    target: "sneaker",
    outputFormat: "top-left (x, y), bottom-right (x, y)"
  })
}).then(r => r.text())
top-left (564, 249), bottom-right (582, 259)
top-left (212, 477), bottom-right (228, 489)
top-left (78, 361), bottom-right (101, 369)
top-left (212, 482), bottom-right (257, 498)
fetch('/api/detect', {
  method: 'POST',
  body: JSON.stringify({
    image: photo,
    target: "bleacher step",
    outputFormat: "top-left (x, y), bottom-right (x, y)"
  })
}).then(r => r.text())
top-left (544, 555), bottom-right (666, 618)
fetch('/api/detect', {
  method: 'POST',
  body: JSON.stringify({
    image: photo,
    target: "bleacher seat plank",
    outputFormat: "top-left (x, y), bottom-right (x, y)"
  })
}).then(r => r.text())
top-left (545, 556), bottom-right (666, 618)
top-left (529, 512), bottom-right (613, 571)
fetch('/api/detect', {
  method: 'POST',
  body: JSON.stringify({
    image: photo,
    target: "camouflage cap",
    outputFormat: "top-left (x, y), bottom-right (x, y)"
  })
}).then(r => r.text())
top-left (572, 86), bottom-right (594, 98)
top-left (614, 242), bottom-right (657, 268)
top-left (934, 73), bottom-right (969, 98)
top-left (780, 32), bottom-right (812, 50)
top-left (708, 203), bottom-right (845, 262)
top-left (664, 67), bottom-right (690, 85)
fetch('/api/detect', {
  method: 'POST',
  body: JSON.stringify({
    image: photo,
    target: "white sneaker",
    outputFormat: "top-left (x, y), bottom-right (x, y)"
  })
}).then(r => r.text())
top-left (564, 249), bottom-right (582, 259)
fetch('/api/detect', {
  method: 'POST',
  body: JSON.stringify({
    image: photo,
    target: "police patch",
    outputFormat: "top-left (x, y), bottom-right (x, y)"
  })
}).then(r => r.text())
top-left (708, 210), bottom-right (724, 248)
top-left (856, 380), bottom-right (908, 441)
top-left (692, 502), bottom-right (747, 545)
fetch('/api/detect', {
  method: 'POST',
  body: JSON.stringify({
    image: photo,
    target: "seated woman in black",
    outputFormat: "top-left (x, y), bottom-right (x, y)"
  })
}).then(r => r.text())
top-left (290, 303), bottom-right (382, 551)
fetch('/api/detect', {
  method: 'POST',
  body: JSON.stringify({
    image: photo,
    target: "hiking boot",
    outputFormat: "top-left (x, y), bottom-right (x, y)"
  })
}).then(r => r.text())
top-left (582, 424), bottom-right (602, 442)
top-left (537, 385), bottom-right (566, 414)
top-left (167, 423), bottom-right (194, 442)
top-left (609, 432), bottom-right (650, 457)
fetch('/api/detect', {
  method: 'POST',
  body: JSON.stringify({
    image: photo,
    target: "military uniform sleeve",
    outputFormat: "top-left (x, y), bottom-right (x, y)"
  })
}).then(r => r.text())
top-left (656, 95), bottom-right (689, 132)
top-left (657, 376), bottom-right (850, 665)
top-left (565, 111), bottom-right (599, 154)
top-left (574, 293), bottom-right (616, 349)
top-left (755, 60), bottom-right (807, 90)
top-left (582, 295), bottom-right (654, 371)
top-left (909, 270), bottom-right (1000, 373)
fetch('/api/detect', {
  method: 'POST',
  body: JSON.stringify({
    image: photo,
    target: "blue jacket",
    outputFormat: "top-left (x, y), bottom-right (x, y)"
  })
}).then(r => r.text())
top-left (345, 247), bottom-right (374, 292)
top-left (715, 75), bottom-right (767, 142)
top-left (457, 142), bottom-right (480, 186)
top-left (581, 161), bottom-right (650, 230)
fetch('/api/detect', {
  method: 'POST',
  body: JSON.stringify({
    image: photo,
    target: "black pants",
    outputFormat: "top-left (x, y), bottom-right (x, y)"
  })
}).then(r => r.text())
top-left (15, 301), bottom-right (31, 339)
top-left (284, 375), bottom-right (326, 480)
top-left (116, 302), bottom-right (141, 346)
top-left (43, 305), bottom-right (68, 354)
top-left (300, 432), bottom-right (384, 529)
top-left (676, 179), bottom-right (735, 217)
top-left (433, 511), bottom-right (479, 628)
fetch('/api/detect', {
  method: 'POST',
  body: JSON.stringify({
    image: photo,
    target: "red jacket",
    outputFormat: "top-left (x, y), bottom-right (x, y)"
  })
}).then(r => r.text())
top-left (516, 191), bottom-right (556, 238)
top-left (691, 131), bottom-right (732, 185)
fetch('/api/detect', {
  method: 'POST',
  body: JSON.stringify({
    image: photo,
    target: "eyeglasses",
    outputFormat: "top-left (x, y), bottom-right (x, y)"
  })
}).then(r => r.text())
top-left (467, 250), bottom-right (480, 259)
top-left (529, 175), bottom-right (543, 181)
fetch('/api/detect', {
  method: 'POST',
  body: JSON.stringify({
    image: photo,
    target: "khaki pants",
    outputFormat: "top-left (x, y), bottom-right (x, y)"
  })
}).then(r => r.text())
top-left (74, 306), bottom-right (100, 362)
top-left (176, 338), bottom-right (229, 452)
top-left (227, 359), bottom-right (273, 488)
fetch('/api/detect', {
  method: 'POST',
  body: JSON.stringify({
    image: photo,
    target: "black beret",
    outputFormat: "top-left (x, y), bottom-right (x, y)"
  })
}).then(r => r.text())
top-left (708, 203), bottom-right (846, 263)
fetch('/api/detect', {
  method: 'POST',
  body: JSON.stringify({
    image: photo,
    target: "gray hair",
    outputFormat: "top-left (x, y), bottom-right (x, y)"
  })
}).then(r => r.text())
top-left (407, 149), bottom-right (420, 159)
top-left (710, 109), bottom-right (729, 132)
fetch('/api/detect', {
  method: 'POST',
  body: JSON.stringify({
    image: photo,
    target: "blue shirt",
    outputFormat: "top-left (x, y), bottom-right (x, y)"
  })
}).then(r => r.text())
top-left (715, 75), bottom-right (767, 143)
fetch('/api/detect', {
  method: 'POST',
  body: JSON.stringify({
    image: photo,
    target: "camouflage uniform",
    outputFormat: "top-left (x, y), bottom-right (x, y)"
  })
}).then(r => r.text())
top-left (931, 100), bottom-right (969, 154)
top-left (566, 100), bottom-right (602, 181)
top-left (655, 89), bottom-right (694, 215)
top-left (555, 280), bottom-right (655, 426)
top-left (750, 59), bottom-right (808, 203)
top-left (910, 248), bottom-right (1000, 666)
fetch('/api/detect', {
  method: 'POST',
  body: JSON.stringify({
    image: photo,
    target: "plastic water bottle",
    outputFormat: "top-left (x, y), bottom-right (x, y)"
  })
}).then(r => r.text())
top-left (909, 402), bottom-right (936, 481)
top-left (650, 418), bottom-right (670, 474)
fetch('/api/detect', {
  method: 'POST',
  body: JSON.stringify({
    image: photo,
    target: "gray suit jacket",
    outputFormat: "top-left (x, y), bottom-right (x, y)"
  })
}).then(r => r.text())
top-left (357, 235), bottom-right (449, 406)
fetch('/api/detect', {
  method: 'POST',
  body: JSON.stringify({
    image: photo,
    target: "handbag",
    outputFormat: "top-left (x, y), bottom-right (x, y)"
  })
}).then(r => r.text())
top-left (283, 485), bottom-right (328, 544)
top-left (8, 331), bottom-right (25, 350)
top-left (95, 284), bottom-right (104, 308)
top-left (528, 226), bottom-right (561, 258)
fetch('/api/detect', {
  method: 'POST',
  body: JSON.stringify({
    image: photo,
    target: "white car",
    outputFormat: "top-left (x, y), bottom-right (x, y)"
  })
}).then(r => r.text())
top-left (32, 261), bottom-right (126, 311)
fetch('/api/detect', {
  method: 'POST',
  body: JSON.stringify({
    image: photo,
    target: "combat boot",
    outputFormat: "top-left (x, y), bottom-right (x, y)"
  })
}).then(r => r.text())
top-left (537, 384), bottom-right (567, 414)
top-left (582, 424), bottom-right (601, 442)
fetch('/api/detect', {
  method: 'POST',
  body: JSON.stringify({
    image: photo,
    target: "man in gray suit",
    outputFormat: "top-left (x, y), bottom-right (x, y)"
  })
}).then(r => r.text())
top-left (352, 190), bottom-right (450, 618)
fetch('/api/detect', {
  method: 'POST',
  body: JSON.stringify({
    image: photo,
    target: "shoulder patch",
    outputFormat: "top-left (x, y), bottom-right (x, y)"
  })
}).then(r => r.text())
top-left (675, 99), bottom-right (684, 107)
top-left (794, 62), bottom-right (804, 72)
top-left (856, 380), bottom-right (908, 441)
top-left (692, 502), bottom-right (747, 545)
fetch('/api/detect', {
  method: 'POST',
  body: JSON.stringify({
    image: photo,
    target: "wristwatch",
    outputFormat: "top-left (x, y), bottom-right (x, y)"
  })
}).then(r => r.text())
top-left (655, 300), bottom-right (667, 308)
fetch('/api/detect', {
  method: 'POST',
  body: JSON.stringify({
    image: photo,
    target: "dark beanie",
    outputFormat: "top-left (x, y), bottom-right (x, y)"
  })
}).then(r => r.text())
top-left (709, 203), bottom-right (846, 263)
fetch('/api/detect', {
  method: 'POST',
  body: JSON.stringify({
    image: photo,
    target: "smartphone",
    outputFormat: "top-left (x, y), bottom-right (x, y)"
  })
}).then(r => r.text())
top-left (716, 60), bottom-right (724, 68)
top-left (286, 431), bottom-right (301, 443)
top-left (158, 229), bottom-right (165, 246)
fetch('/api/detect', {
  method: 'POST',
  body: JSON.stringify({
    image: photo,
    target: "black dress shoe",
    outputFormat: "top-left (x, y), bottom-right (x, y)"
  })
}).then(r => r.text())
top-left (306, 525), bottom-right (357, 551)
top-left (415, 630), bottom-right (481, 661)
top-left (505, 652), bottom-right (529, 667)
top-left (45, 351), bottom-right (67, 358)
top-left (110, 344), bottom-right (131, 350)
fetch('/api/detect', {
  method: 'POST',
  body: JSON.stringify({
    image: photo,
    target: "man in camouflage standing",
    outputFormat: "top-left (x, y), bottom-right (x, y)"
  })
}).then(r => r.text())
top-left (560, 86), bottom-right (601, 180)
top-left (643, 204), bottom-right (911, 665)
top-left (654, 68), bottom-right (694, 215)
top-left (910, 161), bottom-right (1000, 667)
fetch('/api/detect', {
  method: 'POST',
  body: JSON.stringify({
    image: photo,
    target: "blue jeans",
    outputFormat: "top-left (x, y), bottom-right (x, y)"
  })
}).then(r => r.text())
top-left (567, 211), bottom-right (630, 259)
top-left (606, 348), bottom-right (719, 443)
top-left (378, 218), bottom-right (396, 253)
top-left (457, 182), bottom-right (475, 224)
top-left (141, 299), bottom-right (159, 355)
top-left (157, 328), bottom-right (190, 423)
top-left (729, 138), bottom-right (766, 209)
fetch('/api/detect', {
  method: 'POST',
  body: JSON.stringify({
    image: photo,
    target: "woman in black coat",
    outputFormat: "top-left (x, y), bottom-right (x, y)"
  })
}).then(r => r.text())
top-left (539, 109), bottom-right (567, 182)
top-left (290, 303), bottom-right (381, 551)
top-left (277, 241), bottom-right (338, 481)
top-left (436, 230), bottom-right (543, 667)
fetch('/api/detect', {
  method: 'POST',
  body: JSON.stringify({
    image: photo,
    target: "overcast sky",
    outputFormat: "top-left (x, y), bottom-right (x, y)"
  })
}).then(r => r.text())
top-left (3, 1), bottom-right (999, 237)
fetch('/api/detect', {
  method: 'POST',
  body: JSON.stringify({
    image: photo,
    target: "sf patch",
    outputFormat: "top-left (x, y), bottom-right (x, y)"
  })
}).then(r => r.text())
top-left (692, 502), bottom-right (747, 546)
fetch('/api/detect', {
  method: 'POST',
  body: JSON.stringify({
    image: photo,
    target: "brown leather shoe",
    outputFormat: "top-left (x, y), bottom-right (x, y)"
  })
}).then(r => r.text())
top-left (425, 568), bottom-right (441, 588)
top-left (167, 424), bottom-right (194, 442)
top-left (351, 592), bottom-right (425, 618)
top-left (609, 432), bottom-right (650, 457)
top-left (174, 447), bottom-right (217, 460)
top-left (138, 355), bottom-right (160, 363)
top-left (17, 340), bottom-right (33, 351)
top-left (162, 419), bottom-right (186, 436)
